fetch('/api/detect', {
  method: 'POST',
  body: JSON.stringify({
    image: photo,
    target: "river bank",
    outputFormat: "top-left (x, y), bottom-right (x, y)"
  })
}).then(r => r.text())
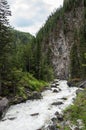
top-left (0, 80), bottom-right (79, 130)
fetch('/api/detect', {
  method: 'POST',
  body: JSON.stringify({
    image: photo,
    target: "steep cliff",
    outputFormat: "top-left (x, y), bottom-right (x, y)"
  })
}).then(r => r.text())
top-left (36, 0), bottom-right (85, 80)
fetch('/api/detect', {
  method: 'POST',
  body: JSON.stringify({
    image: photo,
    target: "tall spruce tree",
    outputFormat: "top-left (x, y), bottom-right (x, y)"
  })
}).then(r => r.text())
top-left (0, 0), bottom-right (11, 94)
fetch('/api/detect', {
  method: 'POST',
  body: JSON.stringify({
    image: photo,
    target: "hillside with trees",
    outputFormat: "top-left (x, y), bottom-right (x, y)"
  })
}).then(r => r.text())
top-left (0, 0), bottom-right (86, 103)
top-left (0, 0), bottom-right (48, 102)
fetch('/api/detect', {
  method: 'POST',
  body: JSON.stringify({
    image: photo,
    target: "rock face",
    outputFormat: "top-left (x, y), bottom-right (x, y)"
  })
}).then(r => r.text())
top-left (39, 0), bottom-right (84, 79)
top-left (0, 98), bottom-right (9, 119)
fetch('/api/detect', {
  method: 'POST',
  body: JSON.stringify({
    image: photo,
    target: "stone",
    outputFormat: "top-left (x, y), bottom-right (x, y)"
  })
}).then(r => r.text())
top-left (67, 81), bottom-right (73, 87)
top-left (56, 83), bottom-right (59, 86)
top-left (8, 117), bottom-right (16, 120)
top-left (51, 84), bottom-right (57, 88)
top-left (51, 102), bottom-right (63, 106)
top-left (53, 89), bottom-right (59, 93)
top-left (61, 97), bottom-right (67, 100)
top-left (79, 81), bottom-right (86, 88)
top-left (28, 91), bottom-right (42, 100)
top-left (55, 111), bottom-right (60, 116)
top-left (30, 113), bottom-right (39, 116)
top-left (48, 125), bottom-right (58, 130)
top-left (55, 112), bottom-right (63, 121)
top-left (0, 98), bottom-right (9, 119)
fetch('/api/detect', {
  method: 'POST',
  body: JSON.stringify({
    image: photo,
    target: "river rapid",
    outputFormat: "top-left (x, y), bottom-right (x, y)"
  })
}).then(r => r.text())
top-left (0, 80), bottom-right (78, 130)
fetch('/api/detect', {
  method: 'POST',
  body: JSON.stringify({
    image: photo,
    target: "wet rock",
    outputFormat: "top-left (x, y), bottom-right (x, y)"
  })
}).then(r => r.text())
top-left (67, 81), bottom-right (73, 87)
top-left (48, 125), bottom-right (58, 130)
top-left (56, 83), bottom-right (59, 86)
top-left (28, 91), bottom-right (42, 100)
top-left (8, 117), bottom-right (16, 120)
top-left (53, 89), bottom-right (59, 93)
top-left (79, 81), bottom-right (86, 88)
top-left (0, 98), bottom-right (9, 119)
top-left (51, 117), bottom-right (57, 122)
top-left (30, 113), bottom-right (39, 116)
top-left (51, 84), bottom-right (57, 88)
top-left (11, 97), bottom-right (25, 104)
top-left (57, 115), bottom-right (63, 122)
top-left (1, 118), bottom-right (7, 121)
top-left (55, 112), bottom-right (63, 121)
top-left (51, 102), bottom-right (63, 106)
top-left (61, 97), bottom-right (67, 100)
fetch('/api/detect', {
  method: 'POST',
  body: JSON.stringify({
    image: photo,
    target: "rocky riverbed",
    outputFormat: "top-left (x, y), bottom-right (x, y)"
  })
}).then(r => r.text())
top-left (0, 80), bottom-right (78, 130)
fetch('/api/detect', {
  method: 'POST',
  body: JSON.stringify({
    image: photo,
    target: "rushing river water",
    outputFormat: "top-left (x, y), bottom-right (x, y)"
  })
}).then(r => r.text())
top-left (0, 80), bottom-right (78, 130)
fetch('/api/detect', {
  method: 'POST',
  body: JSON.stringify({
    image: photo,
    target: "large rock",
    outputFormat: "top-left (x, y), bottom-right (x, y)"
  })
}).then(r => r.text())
top-left (0, 98), bottom-right (9, 119)
top-left (28, 91), bottom-right (42, 100)
top-left (51, 84), bottom-right (57, 88)
top-left (67, 81), bottom-right (74, 87)
top-left (51, 101), bottom-right (63, 106)
top-left (55, 112), bottom-right (64, 121)
top-left (53, 89), bottom-right (59, 93)
top-left (79, 81), bottom-right (86, 88)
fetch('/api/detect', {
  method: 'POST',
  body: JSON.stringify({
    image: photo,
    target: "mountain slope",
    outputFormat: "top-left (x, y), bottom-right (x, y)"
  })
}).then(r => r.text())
top-left (11, 29), bottom-right (34, 45)
top-left (35, 0), bottom-right (86, 80)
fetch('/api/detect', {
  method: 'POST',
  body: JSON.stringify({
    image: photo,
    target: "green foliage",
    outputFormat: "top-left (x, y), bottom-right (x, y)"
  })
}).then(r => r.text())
top-left (64, 89), bottom-right (86, 129)
top-left (63, 0), bottom-right (81, 12)
top-left (2, 67), bottom-right (48, 97)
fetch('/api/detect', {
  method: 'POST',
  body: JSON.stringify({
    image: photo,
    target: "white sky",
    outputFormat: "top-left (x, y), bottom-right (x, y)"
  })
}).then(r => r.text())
top-left (7, 0), bottom-right (64, 35)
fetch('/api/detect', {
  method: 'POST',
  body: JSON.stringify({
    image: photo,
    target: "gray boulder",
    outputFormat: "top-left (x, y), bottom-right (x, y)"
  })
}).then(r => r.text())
top-left (51, 101), bottom-right (63, 106)
top-left (53, 89), bottom-right (59, 93)
top-left (79, 81), bottom-right (86, 88)
top-left (0, 98), bottom-right (9, 119)
top-left (28, 91), bottom-right (42, 100)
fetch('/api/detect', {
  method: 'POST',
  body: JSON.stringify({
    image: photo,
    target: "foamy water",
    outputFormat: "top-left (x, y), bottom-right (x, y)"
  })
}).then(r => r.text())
top-left (0, 80), bottom-right (78, 130)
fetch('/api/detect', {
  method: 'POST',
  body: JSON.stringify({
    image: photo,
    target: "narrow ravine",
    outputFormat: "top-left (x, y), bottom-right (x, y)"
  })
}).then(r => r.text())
top-left (0, 80), bottom-right (78, 130)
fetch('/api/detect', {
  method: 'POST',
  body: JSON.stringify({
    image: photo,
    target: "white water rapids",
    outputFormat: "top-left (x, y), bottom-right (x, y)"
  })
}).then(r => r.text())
top-left (0, 80), bottom-right (78, 130)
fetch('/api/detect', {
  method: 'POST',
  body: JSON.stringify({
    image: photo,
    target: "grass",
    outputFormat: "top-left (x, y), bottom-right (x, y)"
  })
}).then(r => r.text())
top-left (64, 89), bottom-right (86, 130)
top-left (16, 72), bottom-right (49, 99)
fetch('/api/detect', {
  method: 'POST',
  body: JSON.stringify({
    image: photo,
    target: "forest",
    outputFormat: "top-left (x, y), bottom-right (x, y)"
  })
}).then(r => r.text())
top-left (0, 0), bottom-right (86, 100)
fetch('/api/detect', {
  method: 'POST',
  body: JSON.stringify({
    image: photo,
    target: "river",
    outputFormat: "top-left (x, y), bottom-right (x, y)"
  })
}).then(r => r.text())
top-left (0, 80), bottom-right (78, 130)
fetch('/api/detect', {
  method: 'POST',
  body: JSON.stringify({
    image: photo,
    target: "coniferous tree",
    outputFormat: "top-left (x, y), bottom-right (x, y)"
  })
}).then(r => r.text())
top-left (0, 0), bottom-right (11, 94)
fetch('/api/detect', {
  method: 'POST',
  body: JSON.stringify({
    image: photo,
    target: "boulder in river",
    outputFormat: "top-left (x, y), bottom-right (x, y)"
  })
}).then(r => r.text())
top-left (55, 112), bottom-right (64, 121)
top-left (79, 81), bottom-right (86, 88)
top-left (30, 113), bottom-right (39, 116)
top-left (53, 89), bottom-right (59, 93)
top-left (67, 81), bottom-right (74, 87)
top-left (28, 91), bottom-right (42, 100)
top-left (51, 101), bottom-right (63, 106)
top-left (0, 98), bottom-right (9, 119)
top-left (51, 84), bottom-right (57, 88)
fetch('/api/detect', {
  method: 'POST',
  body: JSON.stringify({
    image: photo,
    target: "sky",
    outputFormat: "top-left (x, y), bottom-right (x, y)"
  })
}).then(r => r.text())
top-left (7, 0), bottom-right (64, 35)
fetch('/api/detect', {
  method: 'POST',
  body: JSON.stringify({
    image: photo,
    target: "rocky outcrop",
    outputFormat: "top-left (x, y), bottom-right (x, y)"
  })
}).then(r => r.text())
top-left (39, 0), bottom-right (84, 79)
top-left (79, 81), bottom-right (86, 88)
top-left (0, 97), bottom-right (9, 119)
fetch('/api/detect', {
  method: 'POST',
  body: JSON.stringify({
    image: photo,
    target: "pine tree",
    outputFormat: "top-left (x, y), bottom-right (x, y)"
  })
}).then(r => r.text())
top-left (0, 0), bottom-right (11, 95)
